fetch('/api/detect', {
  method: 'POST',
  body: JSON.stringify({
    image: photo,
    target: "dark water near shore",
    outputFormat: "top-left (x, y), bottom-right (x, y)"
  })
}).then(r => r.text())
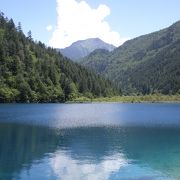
top-left (0, 103), bottom-right (180, 179)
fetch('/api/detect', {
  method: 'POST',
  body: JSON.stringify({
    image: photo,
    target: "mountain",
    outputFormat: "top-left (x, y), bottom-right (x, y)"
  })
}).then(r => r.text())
top-left (59, 38), bottom-right (116, 61)
top-left (81, 21), bottom-right (180, 95)
top-left (0, 13), bottom-right (119, 102)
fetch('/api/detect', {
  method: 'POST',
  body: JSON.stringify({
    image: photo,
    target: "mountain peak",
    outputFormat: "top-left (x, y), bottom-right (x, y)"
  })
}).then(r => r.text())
top-left (59, 38), bottom-right (116, 61)
top-left (72, 38), bottom-right (105, 45)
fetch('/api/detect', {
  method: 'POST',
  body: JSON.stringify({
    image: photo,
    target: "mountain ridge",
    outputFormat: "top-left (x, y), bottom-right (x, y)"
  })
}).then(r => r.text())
top-left (81, 20), bottom-right (180, 95)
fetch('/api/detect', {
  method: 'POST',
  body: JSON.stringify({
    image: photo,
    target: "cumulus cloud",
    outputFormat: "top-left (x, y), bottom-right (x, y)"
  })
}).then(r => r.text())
top-left (46, 25), bottom-right (53, 31)
top-left (51, 151), bottom-right (128, 180)
top-left (50, 150), bottom-right (165, 180)
top-left (49, 0), bottom-right (128, 48)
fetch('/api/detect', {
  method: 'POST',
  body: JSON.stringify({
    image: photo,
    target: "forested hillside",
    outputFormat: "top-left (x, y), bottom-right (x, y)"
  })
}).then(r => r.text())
top-left (81, 21), bottom-right (180, 95)
top-left (0, 13), bottom-right (119, 102)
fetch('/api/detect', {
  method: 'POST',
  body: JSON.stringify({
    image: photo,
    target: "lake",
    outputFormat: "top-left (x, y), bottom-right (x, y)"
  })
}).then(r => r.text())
top-left (0, 103), bottom-right (180, 179)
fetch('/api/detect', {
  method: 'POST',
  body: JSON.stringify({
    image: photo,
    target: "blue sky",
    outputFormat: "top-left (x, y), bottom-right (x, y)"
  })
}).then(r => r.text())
top-left (1, 0), bottom-right (180, 48)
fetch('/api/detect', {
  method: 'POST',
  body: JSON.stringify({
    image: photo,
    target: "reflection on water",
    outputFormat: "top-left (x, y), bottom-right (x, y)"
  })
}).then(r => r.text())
top-left (0, 123), bottom-right (180, 179)
top-left (0, 103), bottom-right (180, 179)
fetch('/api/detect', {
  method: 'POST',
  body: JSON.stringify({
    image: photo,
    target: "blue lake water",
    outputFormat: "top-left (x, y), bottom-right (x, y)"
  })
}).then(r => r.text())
top-left (0, 103), bottom-right (180, 179)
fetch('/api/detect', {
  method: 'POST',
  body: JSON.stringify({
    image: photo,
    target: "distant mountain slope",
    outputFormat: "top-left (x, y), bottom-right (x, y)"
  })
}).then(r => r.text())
top-left (81, 21), bottom-right (180, 95)
top-left (0, 13), bottom-right (119, 102)
top-left (59, 38), bottom-right (115, 61)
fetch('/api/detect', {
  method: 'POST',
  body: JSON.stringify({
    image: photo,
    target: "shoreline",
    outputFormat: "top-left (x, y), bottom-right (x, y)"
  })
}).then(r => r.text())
top-left (70, 95), bottom-right (180, 104)
top-left (0, 95), bottom-right (180, 104)
top-left (67, 101), bottom-right (180, 104)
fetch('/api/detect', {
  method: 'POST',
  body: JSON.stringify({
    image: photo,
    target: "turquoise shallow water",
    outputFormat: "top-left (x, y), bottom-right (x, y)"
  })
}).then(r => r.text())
top-left (0, 103), bottom-right (180, 179)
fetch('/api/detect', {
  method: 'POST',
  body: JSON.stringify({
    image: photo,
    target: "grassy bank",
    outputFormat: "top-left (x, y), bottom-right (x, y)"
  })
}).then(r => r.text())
top-left (71, 94), bottom-right (180, 103)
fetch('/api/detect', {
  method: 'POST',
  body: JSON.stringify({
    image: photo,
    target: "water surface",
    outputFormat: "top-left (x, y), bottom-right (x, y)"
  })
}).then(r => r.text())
top-left (0, 103), bottom-right (180, 179)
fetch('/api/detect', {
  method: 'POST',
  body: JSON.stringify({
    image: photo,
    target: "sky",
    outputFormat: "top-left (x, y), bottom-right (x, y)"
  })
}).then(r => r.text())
top-left (0, 0), bottom-right (180, 48)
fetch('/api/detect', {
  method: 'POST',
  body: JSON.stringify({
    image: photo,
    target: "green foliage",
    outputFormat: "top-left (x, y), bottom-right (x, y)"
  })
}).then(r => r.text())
top-left (64, 81), bottom-right (78, 100)
top-left (0, 12), bottom-right (119, 103)
top-left (0, 28), bottom-right (5, 43)
top-left (92, 94), bottom-right (180, 103)
top-left (0, 82), bottom-right (19, 102)
top-left (81, 21), bottom-right (180, 95)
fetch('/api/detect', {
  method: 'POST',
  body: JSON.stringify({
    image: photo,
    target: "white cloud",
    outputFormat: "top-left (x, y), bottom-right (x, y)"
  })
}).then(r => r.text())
top-left (50, 150), bottom-right (166, 180)
top-left (46, 25), bottom-right (53, 31)
top-left (50, 151), bottom-right (128, 180)
top-left (49, 0), bottom-right (128, 48)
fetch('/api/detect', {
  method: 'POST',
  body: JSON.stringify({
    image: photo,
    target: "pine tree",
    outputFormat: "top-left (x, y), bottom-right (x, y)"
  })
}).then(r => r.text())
top-left (27, 30), bottom-right (32, 40)
top-left (17, 22), bottom-right (22, 32)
